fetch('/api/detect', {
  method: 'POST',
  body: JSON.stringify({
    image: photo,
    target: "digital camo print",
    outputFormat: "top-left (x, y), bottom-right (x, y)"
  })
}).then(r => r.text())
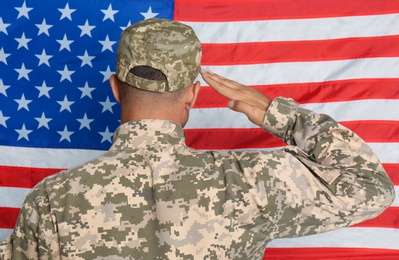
top-left (0, 97), bottom-right (394, 259)
top-left (116, 18), bottom-right (202, 92)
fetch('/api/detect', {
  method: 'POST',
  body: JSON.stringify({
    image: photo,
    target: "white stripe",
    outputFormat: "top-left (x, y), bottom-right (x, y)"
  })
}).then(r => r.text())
top-left (183, 13), bottom-right (399, 43)
top-left (0, 145), bottom-right (104, 169)
top-left (187, 100), bottom-right (399, 129)
top-left (0, 228), bottom-right (12, 242)
top-left (188, 107), bottom-right (257, 128)
top-left (301, 100), bottom-right (399, 122)
top-left (198, 57), bottom-right (399, 86)
top-left (393, 187), bottom-right (399, 207)
top-left (0, 187), bottom-right (30, 208)
top-left (266, 227), bottom-right (399, 250)
top-left (368, 143), bottom-right (399, 164)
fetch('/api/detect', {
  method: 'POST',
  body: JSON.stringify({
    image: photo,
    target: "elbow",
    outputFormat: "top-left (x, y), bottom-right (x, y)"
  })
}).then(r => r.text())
top-left (362, 171), bottom-right (395, 217)
top-left (379, 180), bottom-right (395, 211)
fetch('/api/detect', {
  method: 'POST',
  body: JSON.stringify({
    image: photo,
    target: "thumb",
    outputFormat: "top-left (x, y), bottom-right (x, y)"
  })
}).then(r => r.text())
top-left (228, 99), bottom-right (251, 114)
top-left (228, 99), bottom-right (265, 126)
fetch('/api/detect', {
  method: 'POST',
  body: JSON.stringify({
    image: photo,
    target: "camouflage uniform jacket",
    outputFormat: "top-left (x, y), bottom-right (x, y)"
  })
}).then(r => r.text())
top-left (0, 97), bottom-right (395, 259)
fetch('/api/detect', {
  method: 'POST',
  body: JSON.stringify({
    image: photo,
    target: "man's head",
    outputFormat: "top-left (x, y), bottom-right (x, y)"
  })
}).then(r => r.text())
top-left (115, 18), bottom-right (202, 92)
top-left (110, 18), bottom-right (202, 127)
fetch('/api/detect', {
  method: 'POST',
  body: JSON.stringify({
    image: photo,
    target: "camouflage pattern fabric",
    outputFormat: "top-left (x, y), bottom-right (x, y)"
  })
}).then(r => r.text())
top-left (116, 18), bottom-right (202, 93)
top-left (0, 97), bottom-right (395, 259)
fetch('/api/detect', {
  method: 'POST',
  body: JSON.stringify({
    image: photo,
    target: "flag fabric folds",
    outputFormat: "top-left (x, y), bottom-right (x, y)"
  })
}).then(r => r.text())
top-left (1, 0), bottom-right (398, 259)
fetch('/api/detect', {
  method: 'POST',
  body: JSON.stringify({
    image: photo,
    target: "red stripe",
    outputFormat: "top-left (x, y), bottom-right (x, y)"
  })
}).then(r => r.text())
top-left (175, 0), bottom-right (399, 21)
top-left (340, 121), bottom-right (399, 143)
top-left (0, 166), bottom-right (62, 188)
top-left (263, 247), bottom-right (399, 259)
top-left (185, 120), bottom-right (399, 150)
top-left (201, 35), bottom-right (399, 65)
top-left (383, 164), bottom-right (399, 185)
top-left (353, 207), bottom-right (399, 228)
top-left (0, 207), bottom-right (19, 229)
top-left (195, 79), bottom-right (399, 108)
top-left (185, 128), bottom-right (282, 150)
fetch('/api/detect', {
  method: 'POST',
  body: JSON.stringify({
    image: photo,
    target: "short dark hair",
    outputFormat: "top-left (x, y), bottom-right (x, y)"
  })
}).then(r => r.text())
top-left (118, 66), bottom-right (187, 106)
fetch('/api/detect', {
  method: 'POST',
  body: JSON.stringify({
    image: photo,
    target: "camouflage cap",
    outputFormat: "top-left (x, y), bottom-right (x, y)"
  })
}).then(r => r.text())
top-left (116, 18), bottom-right (202, 92)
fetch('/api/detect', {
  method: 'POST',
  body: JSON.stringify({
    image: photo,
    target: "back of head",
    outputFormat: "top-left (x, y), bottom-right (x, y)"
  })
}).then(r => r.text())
top-left (116, 18), bottom-right (202, 93)
top-left (117, 66), bottom-right (186, 109)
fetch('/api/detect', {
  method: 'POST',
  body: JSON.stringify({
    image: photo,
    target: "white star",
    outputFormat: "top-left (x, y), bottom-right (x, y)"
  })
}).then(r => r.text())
top-left (58, 3), bottom-right (76, 21)
top-left (15, 1), bottom-right (33, 19)
top-left (101, 4), bottom-right (119, 22)
top-left (35, 81), bottom-right (53, 98)
top-left (15, 124), bottom-right (33, 141)
top-left (57, 96), bottom-right (74, 112)
top-left (141, 6), bottom-right (158, 20)
top-left (0, 17), bottom-right (11, 35)
top-left (0, 79), bottom-right (10, 97)
top-left (77, 113), bottom-right (94, 130)
top-left (120, 21), bottom-right (132, 31)
top-left (15, 94), bottom-right (32, 111)
top-left (0, 47), bottom-right (10, 65)
top-left (100, 65), bottom-right (114, 82)
top-left (99, 96), bottom-right (116, 113)
top-left (34, 112), bottom-right (52, 129)
top-left (99, 126), bottom-right (114, 143)
top-left (0, 110), bottom-right (10, 127)
top-left (35, 49), bottom-right (52, 66)
top-left (78, 19), bottom-right (95, 37)
top-left (15, 32), bottom-right (32, 50)
top-left (77, 50), bottom-right (95, 67)
top-left (78, 82), bottom-right (95, 99)
top-left (57, 126), bottom-right (74, 142)
top-left (15, 63), bottom-right (33, 80)
top-left (57, 65), bottom-right (75, 82)
top-left (35, 18), bottom-right (53, 36)
top-left (99, 35), bottom-right (116, 52)
top-left (57, 34), bottom-right (73, 51)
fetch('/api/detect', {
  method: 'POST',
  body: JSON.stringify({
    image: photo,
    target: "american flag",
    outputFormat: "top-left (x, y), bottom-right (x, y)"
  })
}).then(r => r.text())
top-left (1, 0), bottom-right (398, 259)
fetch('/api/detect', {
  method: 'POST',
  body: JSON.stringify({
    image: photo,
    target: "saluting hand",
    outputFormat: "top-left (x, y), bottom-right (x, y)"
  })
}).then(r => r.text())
top-left (200, 70), bottom-right (272, 127)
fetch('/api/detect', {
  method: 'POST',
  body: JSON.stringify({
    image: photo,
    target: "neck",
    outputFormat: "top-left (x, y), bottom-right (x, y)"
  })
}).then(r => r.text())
top-left (120, 106), bottom-right (185, 126)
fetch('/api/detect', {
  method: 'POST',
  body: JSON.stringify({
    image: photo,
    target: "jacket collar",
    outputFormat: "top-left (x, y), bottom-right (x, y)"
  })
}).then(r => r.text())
top-left (110, 119), bottom-right (186, 151)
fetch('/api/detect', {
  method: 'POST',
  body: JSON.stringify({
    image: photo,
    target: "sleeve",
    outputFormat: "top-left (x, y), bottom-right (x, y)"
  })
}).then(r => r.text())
top-left (0, 235), bottom-right (12, 260)
top-left (9, 181), bottom-right (60, 259)
top-left (259, 97), bottom-right (395, 239)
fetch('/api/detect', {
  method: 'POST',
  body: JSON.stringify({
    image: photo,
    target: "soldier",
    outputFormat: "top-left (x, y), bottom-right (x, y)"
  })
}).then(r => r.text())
top-left (0, 18), bottom-right (395, 259)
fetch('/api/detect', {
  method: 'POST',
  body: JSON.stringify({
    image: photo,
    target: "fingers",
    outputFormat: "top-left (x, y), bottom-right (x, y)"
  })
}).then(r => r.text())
top-left (201, 69), bottom-right (270, 109)
top-left (201, 70), bottom-right (243, 89)
top-left (200, 70), bottom-right (257, 104)
top-left (200, 70), bottom-right (244, 99)
top-left (200, 70), bottom-right (272, 126)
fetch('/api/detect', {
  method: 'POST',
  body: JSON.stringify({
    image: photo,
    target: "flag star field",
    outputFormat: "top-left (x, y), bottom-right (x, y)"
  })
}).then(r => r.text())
top-left (0, 0), bottom-right (172, 150)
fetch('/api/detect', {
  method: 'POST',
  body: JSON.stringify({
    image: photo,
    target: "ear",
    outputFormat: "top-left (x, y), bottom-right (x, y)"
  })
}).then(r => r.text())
top-left (186, 81), bottom-right (201, 109)
top-left (109, 74), bottom-right (121, 103)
